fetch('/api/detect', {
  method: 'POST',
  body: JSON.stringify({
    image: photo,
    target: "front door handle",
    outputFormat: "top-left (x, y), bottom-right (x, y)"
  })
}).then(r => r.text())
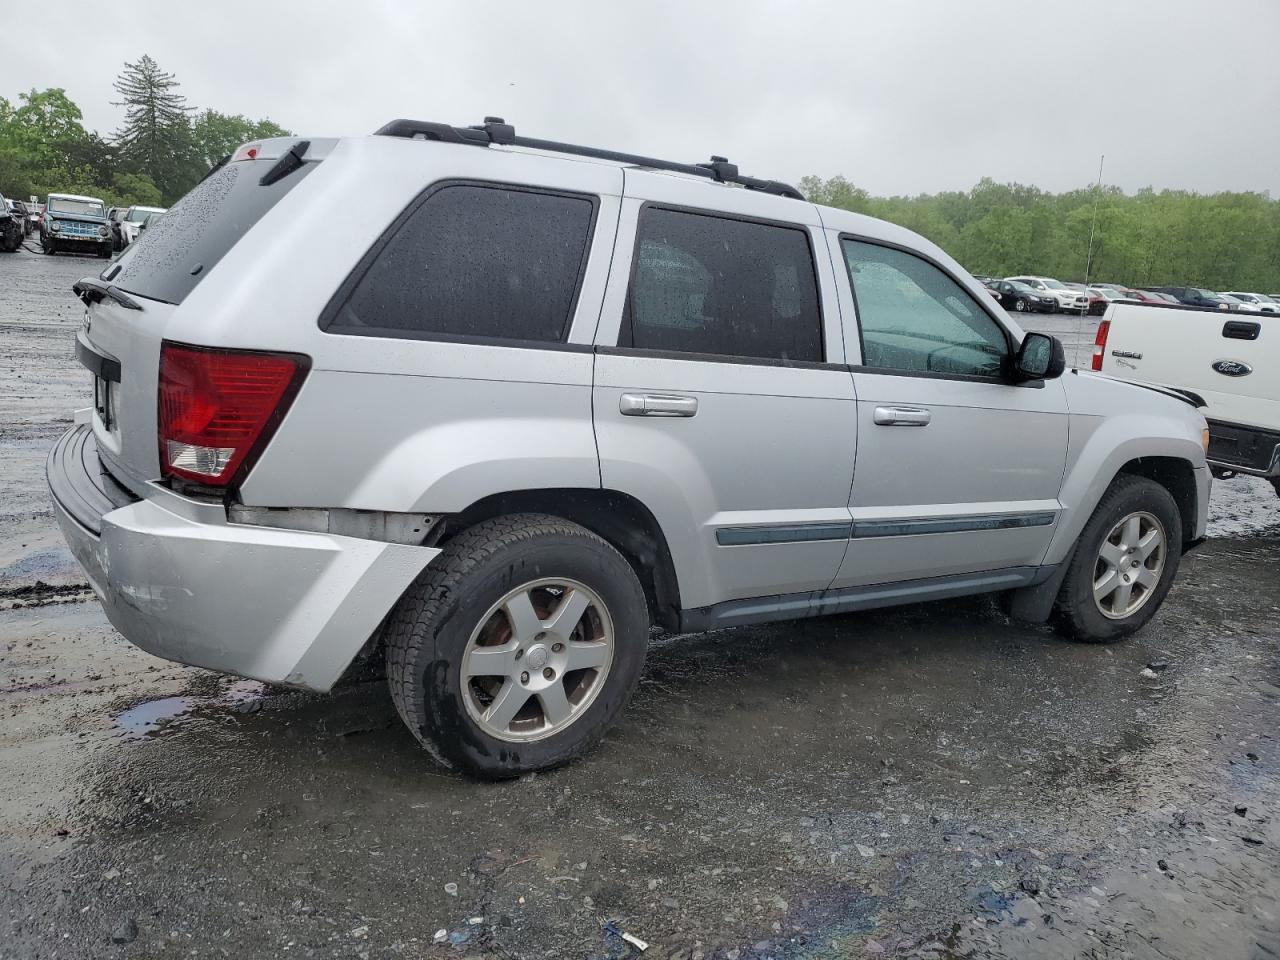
top-left (619, 393), bottom-right (698, 418)
top-left (873, 405), bottom-right (931, 426)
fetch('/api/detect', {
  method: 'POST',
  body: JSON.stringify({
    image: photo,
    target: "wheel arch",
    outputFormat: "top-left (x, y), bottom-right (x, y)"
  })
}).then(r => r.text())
top-left (433, 488), bottom-right (683, 630)
top-left (1113, 456), bottom-right (1197, 545)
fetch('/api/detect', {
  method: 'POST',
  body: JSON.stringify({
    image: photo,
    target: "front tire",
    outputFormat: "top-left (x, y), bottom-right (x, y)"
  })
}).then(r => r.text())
top-left (385, 514), bottom-right (649, 779)
top-left (1053, 475), bottom-right (1182, 642)
top-left (1014, 298), bottom-right (1028, 312)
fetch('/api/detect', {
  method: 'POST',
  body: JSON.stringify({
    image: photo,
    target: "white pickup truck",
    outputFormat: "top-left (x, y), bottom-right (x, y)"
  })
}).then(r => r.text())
top-left (1093, 301), bottom-right (1279, 496)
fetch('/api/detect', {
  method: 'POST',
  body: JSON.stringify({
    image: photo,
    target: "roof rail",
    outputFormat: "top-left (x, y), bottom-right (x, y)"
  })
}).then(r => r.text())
top-left (373, 117), bottom-right (804, 200)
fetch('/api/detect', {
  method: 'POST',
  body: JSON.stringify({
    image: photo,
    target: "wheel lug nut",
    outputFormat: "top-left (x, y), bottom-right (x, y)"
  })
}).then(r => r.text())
top-left (543, 667), bottom-right (555, 680)
top-left (520, 671), bottom-right (530, 684)
top-left (552, 642), bottom-right (564, 653)
top-left (514, 648), bottom-right (523, 660)
top-left (535, 632), bottom-right (546, 641)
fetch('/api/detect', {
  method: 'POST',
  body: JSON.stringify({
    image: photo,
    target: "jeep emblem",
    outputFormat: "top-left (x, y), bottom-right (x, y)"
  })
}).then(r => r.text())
top-left (1211, 359), bottom-right (1252, 377)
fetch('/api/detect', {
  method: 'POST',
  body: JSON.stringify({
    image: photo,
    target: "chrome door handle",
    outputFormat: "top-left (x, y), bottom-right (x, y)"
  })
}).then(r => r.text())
top-left (873, 405), bottom-right (931, 426)
top-left (619, 393), bottom-right (698, 417)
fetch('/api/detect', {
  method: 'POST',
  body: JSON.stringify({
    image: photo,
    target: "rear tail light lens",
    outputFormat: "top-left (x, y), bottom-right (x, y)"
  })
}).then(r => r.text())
top-left (159, 342), bottom-right (309, 487)
top-left (1090, 320), bottom-right (1110, 371)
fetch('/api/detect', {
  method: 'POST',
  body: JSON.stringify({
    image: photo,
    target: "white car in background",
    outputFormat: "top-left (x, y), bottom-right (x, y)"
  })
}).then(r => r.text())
top-left (1006, 276), bottom-right (1087, 313)
top-left (119, 205), bottom-right (167, 248)
top-left (1220, 292), bottom-right (1280, 314)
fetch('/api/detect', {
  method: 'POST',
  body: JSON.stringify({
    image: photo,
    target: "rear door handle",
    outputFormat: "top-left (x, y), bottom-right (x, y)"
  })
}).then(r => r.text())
top-left (619, 393), bottom-right (698, 418)
top-left (873, 405), bottom-right (931, 426)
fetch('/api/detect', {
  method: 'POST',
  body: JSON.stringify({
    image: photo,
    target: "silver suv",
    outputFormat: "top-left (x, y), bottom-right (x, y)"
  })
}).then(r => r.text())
top-left (49, 119), bottom-right (1210, 778)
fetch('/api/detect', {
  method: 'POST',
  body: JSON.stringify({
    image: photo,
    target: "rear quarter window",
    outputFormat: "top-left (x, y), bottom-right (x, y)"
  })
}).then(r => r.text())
top-left (322, 182), bottom-right (597, 344)
top-left (106, 159), bottom-right (315, 305)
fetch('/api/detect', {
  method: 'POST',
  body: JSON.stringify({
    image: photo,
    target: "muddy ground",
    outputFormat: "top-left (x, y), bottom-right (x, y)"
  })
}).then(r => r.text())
top-left (1, 246), bottom-right (1278, 959)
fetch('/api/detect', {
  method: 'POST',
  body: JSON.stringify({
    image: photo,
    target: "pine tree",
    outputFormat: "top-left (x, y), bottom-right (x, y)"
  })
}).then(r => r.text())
top-left (111, 55), bottom-right (196, 202)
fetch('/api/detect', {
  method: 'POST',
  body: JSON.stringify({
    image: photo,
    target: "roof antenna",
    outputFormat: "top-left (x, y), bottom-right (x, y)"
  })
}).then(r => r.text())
top-left (1079, 154), bottom-right (1105, 365)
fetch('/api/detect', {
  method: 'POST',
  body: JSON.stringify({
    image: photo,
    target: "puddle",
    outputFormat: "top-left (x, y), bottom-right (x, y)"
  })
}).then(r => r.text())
top-left (113, 679), bottom-right (266, 741)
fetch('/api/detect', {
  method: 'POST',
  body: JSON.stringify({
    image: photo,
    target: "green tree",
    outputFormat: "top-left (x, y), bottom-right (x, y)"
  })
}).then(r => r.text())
top-left (111, 55), bottom-right (196, 202)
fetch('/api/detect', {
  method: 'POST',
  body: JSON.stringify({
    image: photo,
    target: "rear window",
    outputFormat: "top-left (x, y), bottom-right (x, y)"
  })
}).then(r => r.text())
top-left (106, 158), bottom-right (314, 305)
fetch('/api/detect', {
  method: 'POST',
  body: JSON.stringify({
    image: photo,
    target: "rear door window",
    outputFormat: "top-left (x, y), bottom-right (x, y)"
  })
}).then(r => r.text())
top-left (324, 183), bottom-right (596, 343)
top-left (621, 207), bottom-right (823, 363)
top-left (106, 158), bottom-right (315, 305)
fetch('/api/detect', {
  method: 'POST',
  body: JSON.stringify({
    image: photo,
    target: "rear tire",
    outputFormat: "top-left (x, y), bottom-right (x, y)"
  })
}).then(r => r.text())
top-left (385, 513), bottom-right (649, 779)
top-left (1053, 475), bottom-right (1182, 643)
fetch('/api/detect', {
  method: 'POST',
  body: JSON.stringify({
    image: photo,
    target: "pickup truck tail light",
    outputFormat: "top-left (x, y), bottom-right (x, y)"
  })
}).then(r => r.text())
top-left (1090, 320), bottom-right (1110, 371)
top-left (159, 342), bottom-right (309, 488)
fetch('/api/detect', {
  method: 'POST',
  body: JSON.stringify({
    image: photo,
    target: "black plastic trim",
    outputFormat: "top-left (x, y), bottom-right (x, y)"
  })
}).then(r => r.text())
top-left (679, 565), bottom-right (1040, 632)
top-left (712, 511), bottom-right (1057, 546)
top-left (75, 334), bottom-right (121, 383)
top-left (716, 522), bottom-right (852, 546)
top-left (319, 179), bottom-right (600, 346)
top-left (46, 424), bottom-right (139, 536)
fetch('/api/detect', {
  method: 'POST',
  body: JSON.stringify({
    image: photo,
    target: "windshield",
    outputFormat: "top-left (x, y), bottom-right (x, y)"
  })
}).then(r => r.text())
top-left (1041, 279), bottom-right (1067, 289)
top-left (1194, 288), bottom-right (1223, 300)
top-left (125, 207), bottom-right (164, 222)
top-left (1008, 282), bottom-right (1034, 294)
top-left (48, 197), bottom-right (105, 218)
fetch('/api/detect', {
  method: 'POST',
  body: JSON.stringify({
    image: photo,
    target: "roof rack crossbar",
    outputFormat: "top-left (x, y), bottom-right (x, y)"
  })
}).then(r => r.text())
top-left (374, 117), bottom-right (803, 200)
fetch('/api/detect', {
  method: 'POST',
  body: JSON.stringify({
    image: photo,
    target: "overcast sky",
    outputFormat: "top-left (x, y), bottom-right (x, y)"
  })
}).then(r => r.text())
top-left (10, 0), bottom-right (1280, 197)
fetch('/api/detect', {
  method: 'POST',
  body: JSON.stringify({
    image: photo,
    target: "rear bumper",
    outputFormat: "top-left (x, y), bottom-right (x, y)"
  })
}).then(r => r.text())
top-left (1206, 420), bottom-right (1280, 478)
top-left (47, 424), bottom-right (436, 690)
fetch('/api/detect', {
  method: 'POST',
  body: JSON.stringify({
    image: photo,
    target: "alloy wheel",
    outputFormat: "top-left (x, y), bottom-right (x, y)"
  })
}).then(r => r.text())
top-left (1092, 511), bottom-right (1166, 619)
top-left (460, 578), bottom-right (614, 742)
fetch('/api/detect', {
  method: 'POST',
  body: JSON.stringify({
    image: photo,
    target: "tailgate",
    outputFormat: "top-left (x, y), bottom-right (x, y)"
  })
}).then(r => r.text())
top-left (1100, 304), bottom-right (1280, 430)
top-left (78, 294), bottom-right (176, 492)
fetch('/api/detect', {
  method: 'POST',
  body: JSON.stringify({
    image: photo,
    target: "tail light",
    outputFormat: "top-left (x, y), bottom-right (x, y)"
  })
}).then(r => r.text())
top-left (1090, 320), bottom-right (1110, 371)
top-left (159, 342), bottom-right (309, 488)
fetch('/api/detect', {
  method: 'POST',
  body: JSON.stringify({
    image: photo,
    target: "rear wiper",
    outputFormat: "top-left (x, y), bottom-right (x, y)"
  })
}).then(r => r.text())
top-left (73, 278), bottom-right (143, 311)
top-left (259, 140), bottom-right (311, 187)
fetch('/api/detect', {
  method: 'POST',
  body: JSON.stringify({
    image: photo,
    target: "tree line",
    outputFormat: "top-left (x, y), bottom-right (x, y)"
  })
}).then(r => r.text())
top-left (800, 174), bottom-right (1280, 293)
top-left (0, 55), bottom-right (288, 208)
top-left (4, 58), bottom-right (1276, 292)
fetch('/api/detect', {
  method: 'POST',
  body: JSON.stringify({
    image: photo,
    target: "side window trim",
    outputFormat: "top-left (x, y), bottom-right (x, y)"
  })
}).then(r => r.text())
top-left (618, 200), bottom-right (829, 365)
top-left (838, 232), bottom-right (1016, 381)
top-left (318, 178), bottom-right (601, 344)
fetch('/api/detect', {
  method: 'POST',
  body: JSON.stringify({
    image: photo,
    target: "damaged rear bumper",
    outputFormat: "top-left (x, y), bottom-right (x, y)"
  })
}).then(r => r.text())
top-left (47, 424), bottom-right (436, 690)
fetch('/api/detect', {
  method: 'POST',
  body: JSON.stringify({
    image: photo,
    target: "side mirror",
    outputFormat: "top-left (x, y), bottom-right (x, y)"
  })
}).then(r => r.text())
top-left (1015, 332), bottom-right (1066, 381)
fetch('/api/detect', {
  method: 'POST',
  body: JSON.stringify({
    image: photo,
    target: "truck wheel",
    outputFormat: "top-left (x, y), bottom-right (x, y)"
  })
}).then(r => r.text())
top-left (1053, 475), bottom-right (1182, 643)
top-left (385, 513), bottom-right (649, 779)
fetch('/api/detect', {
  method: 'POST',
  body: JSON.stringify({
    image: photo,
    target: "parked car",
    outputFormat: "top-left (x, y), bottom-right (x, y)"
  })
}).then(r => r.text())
top-left (0, 193), bottom-right (24, 252)
top-left (1006, 276), bottom-right (1087, 313)
top-left (8, 198), bottom-right (33, 237)
top-left (1147, 286), bottom-right (1231, 310)
top-left (1219, 292), bottom-right (1280, 315)
top-left (1217, 294), bottom-right (1257, 313)
top-left (39, 193), bottom-right (112, 257)
top-left (106, 207), bottom-right (129, 251)
top-left (118, 205), bottom-right (166, 248)
top-left (1138, 290), bottom-right (1180, 305)
top-left (989, 279), bottom-right (1058, 313)
top-left (50, 120), bottom-right (1210, 777)
top-left (1093, 301), bottom-right (1276, 499)
top-left (25, 199), bottom-right (44, 234)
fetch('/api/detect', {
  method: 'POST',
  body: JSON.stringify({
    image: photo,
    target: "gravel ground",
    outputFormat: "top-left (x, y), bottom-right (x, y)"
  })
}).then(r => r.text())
top-left (1, 246), bottom-right (1278, 959)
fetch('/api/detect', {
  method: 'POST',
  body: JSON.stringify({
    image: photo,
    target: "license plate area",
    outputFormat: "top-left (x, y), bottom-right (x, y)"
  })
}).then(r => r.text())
top-left (93, 376), bottom-right (116, 431)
